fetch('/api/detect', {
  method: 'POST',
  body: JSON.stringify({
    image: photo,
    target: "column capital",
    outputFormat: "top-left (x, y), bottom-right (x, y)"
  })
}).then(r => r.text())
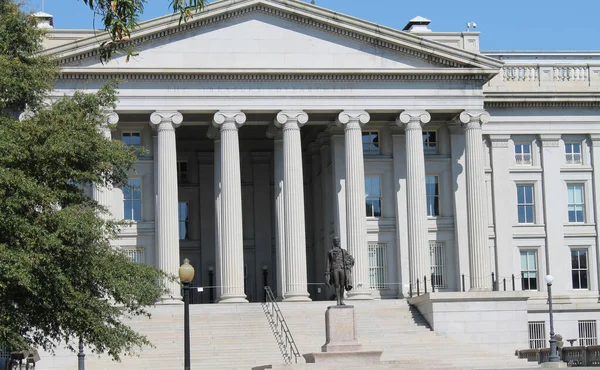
top-left (488, 134), bottom-right (510, 148)
top-left (590, 134), bottom-right (600, 147)
top-left (275, 111), bottom-right (308, 129)
top-left (266, 123), bottom-right (283, 140)
top-left (105, 111), bottom-right (120, 126)
top-left (213, 111), bottom-right (246, 129)
top-left (539, 134), bottom-right (561, 147)
top-left (150, 111), bottom-right (183, 130)
top-left (396, 110), bottom-right (431, 130)
top-left (336, 110), bottom-right (370, 129)
top-left (207, 125), bottom-right (221, 140)
top-left (458, 110), bottom-right (490, 129)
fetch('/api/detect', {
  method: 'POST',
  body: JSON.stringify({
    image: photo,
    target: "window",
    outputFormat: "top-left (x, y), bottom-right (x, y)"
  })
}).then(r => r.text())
top-left (515, 143), bottom-right (532, 165)
top-left (579, 320), bottom-right (598, 346)
top-left (565, 142), bottom-right (582, 164)
top-left (572, 249), bottom-right (589, 290)
top-left (362, 132), bottom-right (380, 155)
top-left (368, 243), bottom-right (387, 290)
top-left (365, 176), bottom-right (381, 217)
top-left (528, 321), bottom-right (546, 349)
top-left (430, 242), bottom-right (447, 289)
top-left (177, 161), bottom-right (188, 183)
top-left (426, 176), bottom-right (439, 217)
top-left (520, 251), bottom-right (538, 291)
top-left (423, 131), bottom-right (437, 155)
top-left (122, 132), bottom-right (141, 147)
top-left (178, 202), bottom-right (189, 240)
top-left (516, 184), bottom-right (535, 224)
top-left (567, 184), bottom-right (585, 223)
top-left (123, 179), bottom-right (142, 221)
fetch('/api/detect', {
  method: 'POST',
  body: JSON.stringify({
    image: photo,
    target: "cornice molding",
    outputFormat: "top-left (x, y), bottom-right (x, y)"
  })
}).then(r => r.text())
top-left (56, 70), bottom-right (492, 81)
top-left (485, 101), bottom-right (600, 108)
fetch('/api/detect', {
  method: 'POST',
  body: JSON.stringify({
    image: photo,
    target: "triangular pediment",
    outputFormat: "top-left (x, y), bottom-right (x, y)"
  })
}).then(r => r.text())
top-left (47, 0), bottom-right (503, 75)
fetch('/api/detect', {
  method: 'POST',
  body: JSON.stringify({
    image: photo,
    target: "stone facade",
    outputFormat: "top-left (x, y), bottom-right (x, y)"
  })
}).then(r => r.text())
top-left (41, 0), bottom-right (600, 349)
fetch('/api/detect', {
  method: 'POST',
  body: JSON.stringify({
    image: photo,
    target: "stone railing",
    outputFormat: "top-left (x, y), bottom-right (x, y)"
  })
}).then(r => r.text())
top-left (486, 63), bottom-right (600, 94)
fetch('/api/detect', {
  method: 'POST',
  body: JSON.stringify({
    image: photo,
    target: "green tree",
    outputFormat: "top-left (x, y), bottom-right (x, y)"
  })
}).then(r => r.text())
top-left (81, 0), bottom-right (206, 63)
top-left (0, 0), bottom-right (169, 360)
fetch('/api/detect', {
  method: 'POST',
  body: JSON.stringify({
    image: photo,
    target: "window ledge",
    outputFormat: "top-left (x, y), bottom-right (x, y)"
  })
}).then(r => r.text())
top-left (509, 167), bottom-right (543, 173)
top-left (561, 166), bottom-right (593, 172)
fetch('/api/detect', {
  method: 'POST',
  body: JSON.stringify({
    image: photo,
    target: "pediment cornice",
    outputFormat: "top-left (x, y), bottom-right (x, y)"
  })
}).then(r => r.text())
top-left (45, 0), bottom-right (503, 73)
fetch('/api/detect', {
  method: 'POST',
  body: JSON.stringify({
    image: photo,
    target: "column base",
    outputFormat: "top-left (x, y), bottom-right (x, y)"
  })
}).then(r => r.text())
top-left (283, 292), bottom-right (312, 302)
top-left (219, 294), bottom-right (248, 304)
top-left (346, 290), bottom-right (373, 300)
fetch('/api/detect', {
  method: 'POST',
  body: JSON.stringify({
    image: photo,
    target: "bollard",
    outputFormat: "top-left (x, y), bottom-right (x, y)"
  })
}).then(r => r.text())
top-left (492, 272), bottom-right (496, 291)
top-left (424, 276), bottom-right (428, 294)
top-left (512, 274), bottom-right (516, 291)
top-left (503, 278), bottom-right (507, 292)
top-left (431, 273), bottom-right (435, 293)
top-left (417, 279), bottom-right (420, 296)
top-left (462, 274), bottom-right (466, 292)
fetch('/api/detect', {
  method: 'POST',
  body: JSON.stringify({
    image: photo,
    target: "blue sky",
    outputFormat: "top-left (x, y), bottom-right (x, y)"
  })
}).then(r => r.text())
top-left (33, 0), bottom-right (600, 51)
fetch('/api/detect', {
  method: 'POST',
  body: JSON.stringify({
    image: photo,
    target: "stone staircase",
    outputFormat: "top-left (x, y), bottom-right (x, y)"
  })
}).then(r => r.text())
top-left (38, 299), bottom-right (536, 370)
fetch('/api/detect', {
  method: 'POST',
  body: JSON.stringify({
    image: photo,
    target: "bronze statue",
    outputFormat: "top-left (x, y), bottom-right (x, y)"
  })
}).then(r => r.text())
top-left (325, 237), bottom-right (355, 306)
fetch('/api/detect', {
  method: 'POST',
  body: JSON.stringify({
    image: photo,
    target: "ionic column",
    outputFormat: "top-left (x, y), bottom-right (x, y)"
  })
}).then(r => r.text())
top-left (267, 124), bottom-right (286, 300)
top-left (275, 111), bottom-right (311, 302)
top-left (207, 125), bottom-right (223, 302)
top-left (396, 111), bottom-right (431, 290)
top-left (149, 111), bottom-right (183, 303)
top-left (460, 110), bottom-right (492, 291)
top-left (213, 111), bottom-right (248, 303)
top-left (93, 112), bottom-right (119, 219)
top-left (337, 111), bottom-right (373, 299)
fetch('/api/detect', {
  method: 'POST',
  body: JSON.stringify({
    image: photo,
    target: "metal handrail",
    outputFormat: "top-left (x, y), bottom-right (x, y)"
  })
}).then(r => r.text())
top-left (260, 287), bottom-right (302, 364)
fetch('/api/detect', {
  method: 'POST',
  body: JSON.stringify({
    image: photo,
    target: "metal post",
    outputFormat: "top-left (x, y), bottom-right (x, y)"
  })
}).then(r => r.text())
top-left (424, 276), bottom-right (428, 294)
top-left (431, 273), bottom-right (435, 293)
top-left (503, 278), bottom-right (507, 292)
top-left (409, 282), bottom-right (413, 298)
top-left (183, 282), bottom-right (191, 370)
top-left (512, 274), bottom-right (516, 291)
top-left (462, 274), bottom-right (465, 292)
top-left (208, 269), bottom-right (215, 303)
top-left (491, 272), bottom-right (495, 291)
top-left (547, 282), bottom-right (559, 362)
top-left (77, 338), bottom-right (85, 370)
top-left (263, 267), bottom-right (269, 303)
top-left (417, 279), bottom-right (420, 296)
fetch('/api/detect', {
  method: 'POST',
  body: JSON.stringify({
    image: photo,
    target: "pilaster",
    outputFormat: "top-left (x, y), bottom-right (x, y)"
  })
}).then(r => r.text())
top-left (396, 110), bottom-right (431, 290)
top-left (488, 135), bottom-right (512, 286)
top-left (460, 110), bottom-right (492, 291)
top-left (206, 125), bottom-right (223, 302)
top-left (149, 111), bottom-right (183, 303)
top-left (590, 134), bottom-right (600, 294)
top-left (93, 112), bottom-right (119, 219)
top-left (213, 111), bottom-right (248, 303)
top-left (275, 111), bottom-right (311, 301)
top-left (337, 111), bottom-right (373, 299)
top-left (539, 134), bottom-right (565, 292)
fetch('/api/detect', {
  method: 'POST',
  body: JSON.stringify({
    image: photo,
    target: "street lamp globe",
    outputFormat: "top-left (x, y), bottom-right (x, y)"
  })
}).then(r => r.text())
top-left (179, 258), bottom-right (195, 284)
top-left (545, 274), bottom-right (554, 286)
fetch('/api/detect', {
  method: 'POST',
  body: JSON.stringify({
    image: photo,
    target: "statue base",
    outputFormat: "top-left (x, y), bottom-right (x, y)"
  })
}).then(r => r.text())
top-left (303, 305), bottom-right (383, 365)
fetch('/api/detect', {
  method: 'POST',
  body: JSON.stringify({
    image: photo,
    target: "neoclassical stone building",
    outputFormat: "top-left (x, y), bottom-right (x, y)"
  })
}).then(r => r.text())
top-left (40, 0), bottom-right (600, 346)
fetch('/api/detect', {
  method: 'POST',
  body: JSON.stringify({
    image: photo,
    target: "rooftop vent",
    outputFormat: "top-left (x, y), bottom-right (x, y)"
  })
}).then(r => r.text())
top-left (32, 11), bottom-right (54, 29)
top-left (402, 16), bottom-right (431, 33)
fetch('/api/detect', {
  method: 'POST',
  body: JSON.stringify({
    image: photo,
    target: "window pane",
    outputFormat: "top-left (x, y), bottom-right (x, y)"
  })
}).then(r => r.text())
top-left (579, 251), bottom-right (587, 269)
top-left (573, 270), bottom-right (581, 289)
top-left (373, 200), bottom-right (381, 217)
top-left (372, 177), bottom-right (381, 196)
top-left (365, 200), bottom-right (373, 217)
top-left (130, 133), bottom-right (141, 146)
top-left (581, 270), bottom-right (589, 289)
top-left (572, 251), bottom-right (580, 269)
top-left (525, 186), bottom-right (533, 203)
top-left (517, 186), bottom-right (525, 204)
top-left (124, 200), bottom-right (132, 220)
top-left (133, 201), bottom-right (142, 221)
top-left (518, 206), bottom-right (525, 223)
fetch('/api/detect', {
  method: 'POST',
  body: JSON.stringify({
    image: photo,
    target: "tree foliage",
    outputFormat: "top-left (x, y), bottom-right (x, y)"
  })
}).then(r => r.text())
top-left (81, 0), bottom-right (206, 63)
top-left (0, 0), bottom-right (169, 360)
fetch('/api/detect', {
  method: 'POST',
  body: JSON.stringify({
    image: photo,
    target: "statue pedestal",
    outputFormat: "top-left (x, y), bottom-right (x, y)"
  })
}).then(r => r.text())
top-left (303, 306), bottom-right (383, 365)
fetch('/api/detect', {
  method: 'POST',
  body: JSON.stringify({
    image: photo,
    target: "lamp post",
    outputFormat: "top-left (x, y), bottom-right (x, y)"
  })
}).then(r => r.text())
top-left (545, 274), bottom-right (560, 363)
top-left (179, 259), bottom-right (195, 370)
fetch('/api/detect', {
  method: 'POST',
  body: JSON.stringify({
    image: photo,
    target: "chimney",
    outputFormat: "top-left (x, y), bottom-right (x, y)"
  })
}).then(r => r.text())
top-left (402, 16), bottom-right (431, 33)
top-left (32, 11), bottom-right (54, 29)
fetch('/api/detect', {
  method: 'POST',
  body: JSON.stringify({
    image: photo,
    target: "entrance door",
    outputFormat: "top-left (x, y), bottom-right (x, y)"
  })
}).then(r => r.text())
top-left (244, 249), bottom-right (256, 302)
